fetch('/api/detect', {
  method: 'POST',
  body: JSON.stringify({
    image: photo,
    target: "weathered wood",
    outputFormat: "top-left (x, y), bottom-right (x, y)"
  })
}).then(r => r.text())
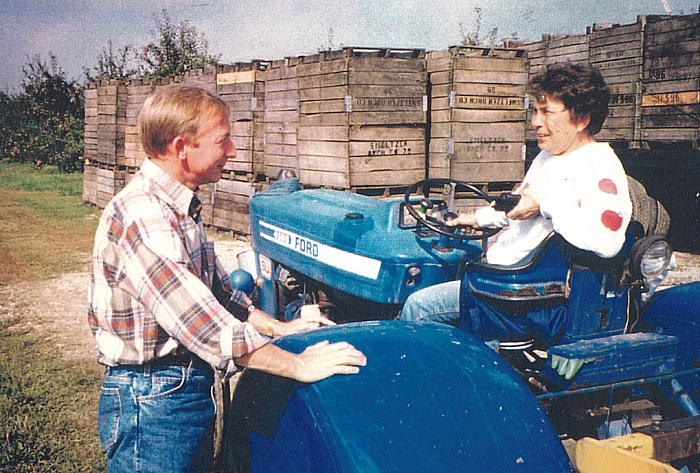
top-left (450, 162), bottom-right (524, 182)
top-left (453, 69), bottom-right (528, 84)
top-left (636, 414), bottom-right (700, 463)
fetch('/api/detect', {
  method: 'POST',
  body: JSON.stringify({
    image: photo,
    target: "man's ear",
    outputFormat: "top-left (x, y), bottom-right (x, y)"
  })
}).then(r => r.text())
top-left (173, 136), bottom-right (187, 161)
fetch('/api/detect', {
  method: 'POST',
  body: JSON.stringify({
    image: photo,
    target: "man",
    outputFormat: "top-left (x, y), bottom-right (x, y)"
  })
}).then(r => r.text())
top-left (401, 63), bottom-right (632, 344)
top-left (88, 85), bottom-right (366, 473)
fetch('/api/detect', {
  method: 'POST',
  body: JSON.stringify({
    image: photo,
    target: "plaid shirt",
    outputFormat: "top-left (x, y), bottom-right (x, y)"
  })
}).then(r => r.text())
top-left (88, 159), bottom-right (267, 379)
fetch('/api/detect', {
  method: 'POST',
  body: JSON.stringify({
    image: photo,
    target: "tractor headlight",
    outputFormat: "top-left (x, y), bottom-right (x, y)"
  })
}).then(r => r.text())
top-left (630, 235), bottom-right (672, 280)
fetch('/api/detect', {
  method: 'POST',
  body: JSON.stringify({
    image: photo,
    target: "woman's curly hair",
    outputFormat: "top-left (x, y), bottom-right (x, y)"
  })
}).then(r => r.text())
top-left (528, 63), bottom-right (610, 135)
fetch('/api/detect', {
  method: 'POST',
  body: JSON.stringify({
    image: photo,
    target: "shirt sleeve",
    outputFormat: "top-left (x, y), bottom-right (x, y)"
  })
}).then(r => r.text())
top-left (539, 160), bottom-right (632, 258)
top-left (114, 216), bottom-right (268, 372)
top-left (474, 205), bottom-right (509, 228)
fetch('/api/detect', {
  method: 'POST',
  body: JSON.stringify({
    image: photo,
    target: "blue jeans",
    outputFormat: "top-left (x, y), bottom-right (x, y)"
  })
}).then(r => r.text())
top-left (98, 362), bottom-right (216, 473)
top-left (400, 280), bottom-right (461, 325)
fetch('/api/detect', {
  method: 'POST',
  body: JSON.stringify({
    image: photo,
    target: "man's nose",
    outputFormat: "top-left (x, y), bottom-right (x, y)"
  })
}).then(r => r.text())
top-left (227, 138), bottom-right (236, 158)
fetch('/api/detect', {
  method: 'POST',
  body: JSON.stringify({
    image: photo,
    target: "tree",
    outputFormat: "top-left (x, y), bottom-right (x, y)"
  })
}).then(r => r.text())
top-left (459, 6), bottom-right (500, 47)
top-left (85, 40), bottom-right (139, 82)
top-left (139, 9), bottom-right (220, 78)
top-left (0, 54), bottom-right (84, 172)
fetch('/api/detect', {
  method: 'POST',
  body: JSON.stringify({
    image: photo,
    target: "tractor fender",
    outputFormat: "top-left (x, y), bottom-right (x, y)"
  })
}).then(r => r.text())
top-left (224, 321), bottom-right (573, 473)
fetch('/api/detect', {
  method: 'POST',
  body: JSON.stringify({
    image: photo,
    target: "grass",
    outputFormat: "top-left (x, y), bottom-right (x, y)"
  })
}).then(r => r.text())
top-left (0, 162), bottom-right (105, 472)
top-left (0, 163), bottom-right (99, 285)
top-left (0, 319), bottom-right (105, 473)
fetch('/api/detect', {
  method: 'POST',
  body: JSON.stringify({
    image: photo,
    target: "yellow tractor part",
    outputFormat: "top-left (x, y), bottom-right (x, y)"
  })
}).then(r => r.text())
top-left (568, 433), bottom-right (678, 473)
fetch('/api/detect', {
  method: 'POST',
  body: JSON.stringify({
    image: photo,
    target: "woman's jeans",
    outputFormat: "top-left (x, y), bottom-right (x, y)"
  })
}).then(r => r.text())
top-left (98, 361), bottom-right (216, 473)
top-left (401, 280), bottom-right (461, 325)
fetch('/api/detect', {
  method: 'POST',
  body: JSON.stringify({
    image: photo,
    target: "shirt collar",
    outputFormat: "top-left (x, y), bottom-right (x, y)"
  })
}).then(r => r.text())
top-left (140, 158), bottom-right (195, 215)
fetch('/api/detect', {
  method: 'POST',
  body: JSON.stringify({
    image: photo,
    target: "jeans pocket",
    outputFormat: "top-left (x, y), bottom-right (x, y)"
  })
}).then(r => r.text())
top-left (140, 366), bottom-right (187, 400)
top-left (98, 386), bottom-right (122, 454)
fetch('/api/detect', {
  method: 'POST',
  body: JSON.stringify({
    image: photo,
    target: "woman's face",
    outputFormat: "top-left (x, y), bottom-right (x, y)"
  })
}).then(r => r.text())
top-left (530, 94), bottom-right (591, 155)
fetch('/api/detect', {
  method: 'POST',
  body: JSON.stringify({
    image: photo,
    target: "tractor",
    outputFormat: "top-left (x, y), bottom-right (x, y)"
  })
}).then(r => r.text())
top-left (223, 174), bottom-right (700, 472)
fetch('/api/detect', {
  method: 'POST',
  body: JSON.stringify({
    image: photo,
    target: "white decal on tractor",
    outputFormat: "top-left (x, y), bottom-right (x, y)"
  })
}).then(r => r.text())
top-left (259, 220), bottom-right (381, 280)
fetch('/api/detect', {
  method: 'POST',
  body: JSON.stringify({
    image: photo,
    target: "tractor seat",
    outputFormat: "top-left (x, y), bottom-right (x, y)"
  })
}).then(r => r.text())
top-left (465, 233), bottom-right (624, 304)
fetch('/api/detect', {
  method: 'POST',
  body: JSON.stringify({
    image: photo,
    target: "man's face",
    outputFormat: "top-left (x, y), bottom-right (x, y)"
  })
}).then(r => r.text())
top-left (184, 107), bottom-right (235, 186)
top-left (531, 95), bottom-right (589, 156)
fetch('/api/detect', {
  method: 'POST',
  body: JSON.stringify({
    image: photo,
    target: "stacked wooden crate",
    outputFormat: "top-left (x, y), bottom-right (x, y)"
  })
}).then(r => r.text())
top-left (84, 84), bottom-right (98, 162)
top-left (428, 46), bottom-right (526, 186)
top-left (124, 79), bottom-right (154, 168)
top-left (589, 18), bottom-right (645, 146)
top-left (642, 14), bottom-right (700, 147)
top-left (82, 83), bottom-right (99, 205)
top-left (263, 57), bottom-right (301, 180)
top-left (96, 79), bottom-right (127, 166)
top-left (544, 33), bottom-right (590, 67)
top-left (90, 80), bottom-right (127, 207)
top-left (82, 162), bottom-right (98, 205)
top-left (296, 47), bottom-right (427, 190)
top-left (518, 38), bottom-right (547, 145)
top-left (211, 179), bottom-right (257, 237)
top-left (95, 165), bottom-right (125, 209)
top-left (217, 62), bottom-right (267, 178)
top-left (183, 66), bottom-right (217, 94)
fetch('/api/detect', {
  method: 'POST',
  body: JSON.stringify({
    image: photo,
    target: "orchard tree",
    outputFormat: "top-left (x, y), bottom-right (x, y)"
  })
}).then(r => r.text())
top-left (86, 40), bottom-right (140, 82)
top-left (139, 9), bottom-right (219, 78)
top-left (0, 54), bottom-right (83, 172)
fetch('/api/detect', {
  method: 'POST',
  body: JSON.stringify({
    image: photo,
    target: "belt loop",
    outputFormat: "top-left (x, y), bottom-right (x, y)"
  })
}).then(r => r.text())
top-left (143, 364), bottom-right (152, 377)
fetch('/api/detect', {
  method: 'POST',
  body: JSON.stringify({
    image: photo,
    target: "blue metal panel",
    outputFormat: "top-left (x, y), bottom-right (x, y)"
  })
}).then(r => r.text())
top-left (644, 282), bottom-right (700, 370)
top-left (543, 332), bottom-right (678, 388)
top-left (227, 322), bottom-right (574, 473)
top-left (250, 188), bottom-right (481, 304)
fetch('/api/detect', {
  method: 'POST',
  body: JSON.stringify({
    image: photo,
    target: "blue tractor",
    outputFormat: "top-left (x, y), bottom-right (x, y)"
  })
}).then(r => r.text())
top-left (224, 175), bottom-right (700, 472)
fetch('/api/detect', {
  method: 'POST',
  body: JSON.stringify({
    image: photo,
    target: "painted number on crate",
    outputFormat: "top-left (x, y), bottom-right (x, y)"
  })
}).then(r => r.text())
top-left (368, 140), bottom-right (411, 156)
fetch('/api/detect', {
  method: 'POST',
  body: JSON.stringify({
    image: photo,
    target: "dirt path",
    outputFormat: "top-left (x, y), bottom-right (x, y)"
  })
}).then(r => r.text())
top-left (0, 241), bottom-right (698, 365)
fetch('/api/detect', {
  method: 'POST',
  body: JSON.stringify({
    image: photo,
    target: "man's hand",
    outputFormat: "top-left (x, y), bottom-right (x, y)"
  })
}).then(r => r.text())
top-left (235, 339), bottom-right (366, 383)
top-left (293, 340), bottom-right (367, 383)
top-left (275, 306), bottom-right (336, 337)
top-left (507, 188), bottom-right (543, 221)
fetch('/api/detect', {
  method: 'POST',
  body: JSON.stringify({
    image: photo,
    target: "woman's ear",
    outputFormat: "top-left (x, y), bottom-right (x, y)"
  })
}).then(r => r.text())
top-left (574, 113), bottom-right (591, 133)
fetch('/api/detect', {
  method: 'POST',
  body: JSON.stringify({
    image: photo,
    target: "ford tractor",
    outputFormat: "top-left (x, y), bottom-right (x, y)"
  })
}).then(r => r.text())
top-left (224, 174), bottom-right (700, 473)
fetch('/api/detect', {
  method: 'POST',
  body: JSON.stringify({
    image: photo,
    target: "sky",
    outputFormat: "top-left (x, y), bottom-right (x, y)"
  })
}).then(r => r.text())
top-left (1, 0), bottom-right (698, 92)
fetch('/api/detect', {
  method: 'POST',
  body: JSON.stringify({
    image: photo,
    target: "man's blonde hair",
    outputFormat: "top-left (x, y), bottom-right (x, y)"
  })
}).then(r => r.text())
top-left (138, 85), bottom-right (229, 159)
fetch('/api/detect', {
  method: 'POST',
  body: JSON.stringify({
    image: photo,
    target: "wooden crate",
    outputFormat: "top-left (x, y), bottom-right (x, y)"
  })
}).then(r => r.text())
top-left (428, 46), bottom-right (526, 184)
top-left (94, 164), bottom-right (126, 209)
top-left (217, 62), bottom-right (268, 177)
top-left (84, 84), bottom-right (98, 161)
top-left (212, 177), bottom-right (256, 236)
top-left (82, 160), bottom-right (98, 205)
top-left (297, 47), bottom-right (428, 189)
top-left (589, 18), bottom-right (645, 145)
top-left (642, 13), bottom-right (700, 148)
top-left (263, 57), bottom-right (301, 180)
top-left (124, 79), bottom-right (155, 168)
top-left (182, 65), bottom-right (217, 94)
top-left (198, 183), bottom-right (215, 227)
top-left (516, 39), bottom-right (546, 144)
top-left (96, 79), bottom-right (127, 166)
top-left (545, 33), bottom-right (590, 67)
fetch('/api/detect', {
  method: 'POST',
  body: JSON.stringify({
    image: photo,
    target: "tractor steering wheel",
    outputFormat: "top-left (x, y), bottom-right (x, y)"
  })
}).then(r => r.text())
top-left (403, 178), bottom-right (501, 241)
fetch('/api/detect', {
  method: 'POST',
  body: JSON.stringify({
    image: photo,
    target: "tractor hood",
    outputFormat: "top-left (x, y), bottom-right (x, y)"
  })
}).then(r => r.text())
top-left (250, 183), bottom-right (481, 303)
